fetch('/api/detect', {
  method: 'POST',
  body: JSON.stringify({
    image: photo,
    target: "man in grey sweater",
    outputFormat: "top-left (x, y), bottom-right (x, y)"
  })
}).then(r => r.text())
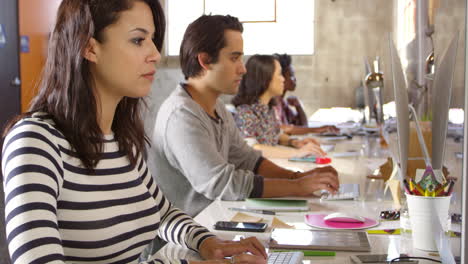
top-left (148, 14), bottom-right (339, 216)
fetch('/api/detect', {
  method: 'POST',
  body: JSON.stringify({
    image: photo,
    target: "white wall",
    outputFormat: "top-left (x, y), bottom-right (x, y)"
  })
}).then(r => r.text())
top-left (146, 0), bottom-right (465, 124)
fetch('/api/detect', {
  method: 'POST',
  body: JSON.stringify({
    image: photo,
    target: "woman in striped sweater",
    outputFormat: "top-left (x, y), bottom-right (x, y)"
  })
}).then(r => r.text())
top-left (1, 0), bottom-right (266, 263)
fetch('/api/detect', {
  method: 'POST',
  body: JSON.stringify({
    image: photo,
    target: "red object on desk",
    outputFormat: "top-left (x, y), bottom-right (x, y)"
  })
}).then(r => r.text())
top-left (316, 157), bottom-right (331, 164)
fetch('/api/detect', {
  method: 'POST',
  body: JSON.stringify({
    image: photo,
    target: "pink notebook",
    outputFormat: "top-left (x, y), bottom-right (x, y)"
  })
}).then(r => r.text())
top-left (305, 214), bottom-right (379, 230)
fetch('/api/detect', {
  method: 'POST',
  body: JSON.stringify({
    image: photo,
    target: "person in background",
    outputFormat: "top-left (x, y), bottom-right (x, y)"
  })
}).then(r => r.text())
top-left (232, 55), bottom-right (326, 158)
top-left (1, 1), bottom-right (266, 263)
top-left (148, 14), bottom-right (339, 217)
top-left (272, 53), bottom-right (339, 135)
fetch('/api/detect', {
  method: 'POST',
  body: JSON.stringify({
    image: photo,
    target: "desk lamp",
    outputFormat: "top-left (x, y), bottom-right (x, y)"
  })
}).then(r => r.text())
top-left (363, 57), bottom-right (385, 126)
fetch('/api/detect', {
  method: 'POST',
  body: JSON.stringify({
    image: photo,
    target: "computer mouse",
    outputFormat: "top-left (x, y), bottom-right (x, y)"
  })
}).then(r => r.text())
top-left (323, 212), bottom-right (365, 223)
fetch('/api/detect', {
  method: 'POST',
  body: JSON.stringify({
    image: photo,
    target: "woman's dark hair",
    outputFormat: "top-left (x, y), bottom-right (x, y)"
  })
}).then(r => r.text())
top-left (180, 14), bottom-right (243, 80)
top-left (2, 0), bottom-right (165, 170)
top-left (273, 53), bottom-right (292, 76)
top-left (232, 55), bottom-right (278, 107)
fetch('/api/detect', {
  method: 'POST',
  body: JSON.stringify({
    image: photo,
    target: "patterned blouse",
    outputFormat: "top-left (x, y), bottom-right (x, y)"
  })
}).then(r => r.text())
top-left (272, 96), bottom-right (305, 126)
top-left (234, 102), bottom-right (281, 145)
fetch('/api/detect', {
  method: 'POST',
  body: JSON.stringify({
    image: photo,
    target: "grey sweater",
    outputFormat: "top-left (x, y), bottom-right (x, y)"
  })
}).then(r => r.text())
top-left (148, 84), bottom-right (264, 216)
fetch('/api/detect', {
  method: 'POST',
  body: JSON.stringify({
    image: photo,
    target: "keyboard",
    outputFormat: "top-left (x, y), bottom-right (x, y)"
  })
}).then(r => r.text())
top-left (321, 183), bottom-right (360, 201)
top-left (268, 252), bottom-right (303, 264)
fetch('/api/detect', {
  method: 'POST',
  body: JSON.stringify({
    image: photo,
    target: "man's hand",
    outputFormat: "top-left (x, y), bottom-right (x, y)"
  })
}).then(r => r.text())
top-left (294, 166), bottom-right (339, 195)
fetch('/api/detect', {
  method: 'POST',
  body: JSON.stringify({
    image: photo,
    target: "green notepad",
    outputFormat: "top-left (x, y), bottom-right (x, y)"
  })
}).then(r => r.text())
top-left (245, 198), bottom-right (309, 212)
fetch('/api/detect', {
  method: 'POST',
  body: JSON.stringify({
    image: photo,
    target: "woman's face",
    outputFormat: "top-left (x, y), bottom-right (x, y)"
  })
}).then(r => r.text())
top-left (284, 65), bottom-right (297, 92)
top-left (267, 60), bottom-right (285, 97)
top-left (88, 1), bottom-right (160, 101)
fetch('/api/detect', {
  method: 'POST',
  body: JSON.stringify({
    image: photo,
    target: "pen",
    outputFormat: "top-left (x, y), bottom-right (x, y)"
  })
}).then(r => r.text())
top-left (424, 188), bottom-right (435, 197)
top-left (269, 250), bottom-right (335, 256)
top-left (409, 178), bottom-right (424, 196)
top-left (403, 179), bottom-right (412, 194)
top-left (434, 181), bottom-right (449, 196)
top-left (228, 207), bottom-right (276, 215)
top-left (445, 180), bottom-right (455, 196)
top-left (408, 179), bottom-right (413, 190)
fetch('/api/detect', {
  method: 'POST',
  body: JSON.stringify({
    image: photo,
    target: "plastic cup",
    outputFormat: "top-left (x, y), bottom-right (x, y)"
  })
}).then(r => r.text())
top-left (406, 193), bottom-right (451, 251)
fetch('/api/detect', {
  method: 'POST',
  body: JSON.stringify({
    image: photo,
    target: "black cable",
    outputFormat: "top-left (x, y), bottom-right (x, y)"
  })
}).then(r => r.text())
top-left (389, 256), bottom-right (441, 263)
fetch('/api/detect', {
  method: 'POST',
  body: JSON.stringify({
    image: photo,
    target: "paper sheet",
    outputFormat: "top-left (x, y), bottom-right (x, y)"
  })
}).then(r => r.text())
top-left (387, 179), bottom-right (402, 210)
top-left (230, 212), bottom-right (263, 223)
top-left (271, 217), bottom-right (294, 229)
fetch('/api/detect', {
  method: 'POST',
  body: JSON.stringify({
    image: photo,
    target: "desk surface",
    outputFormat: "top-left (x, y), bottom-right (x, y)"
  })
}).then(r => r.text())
top-left (159, 134), bottom-right (463, 264)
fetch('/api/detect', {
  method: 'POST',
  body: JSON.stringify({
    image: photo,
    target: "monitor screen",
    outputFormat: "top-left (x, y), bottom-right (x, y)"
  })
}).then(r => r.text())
top-left (388, 36), bottom-right (409, 180)
top-left (431, 33), bottom-right (459, 170)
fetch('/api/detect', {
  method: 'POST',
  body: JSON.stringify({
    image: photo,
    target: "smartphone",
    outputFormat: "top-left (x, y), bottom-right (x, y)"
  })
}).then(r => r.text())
top-left (350, 254), bottom-right (418, 263)
top-left (214, 221), bottom-right (267, 232)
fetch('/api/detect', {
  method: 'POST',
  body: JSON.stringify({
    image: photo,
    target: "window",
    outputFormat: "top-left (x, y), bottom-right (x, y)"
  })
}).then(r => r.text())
top-left (166, 0), bottom-right (314, 56)
top-left (396, 0), bottom-right (416, 68)
top-left (204, 0), bottom-right (276, 22)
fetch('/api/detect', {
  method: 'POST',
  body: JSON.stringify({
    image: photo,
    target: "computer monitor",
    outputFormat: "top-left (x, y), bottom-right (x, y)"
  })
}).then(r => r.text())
top-left (431, 33), bottom-right (459, 170)
top-left (430, 32), bottom-right (460, 263)
top-left (391, 33), bottom-right (461, 262)
top-left (462, 9), bottom-right (468, 263)
top-left (388, 36), bottom-right (409, 181)
top-left (390, 32), bottom-right (459, 173)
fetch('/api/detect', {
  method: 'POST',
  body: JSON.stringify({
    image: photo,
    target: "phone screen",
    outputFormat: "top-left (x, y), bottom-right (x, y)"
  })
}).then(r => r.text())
top-left (214, 221), bottom-right (267, 232)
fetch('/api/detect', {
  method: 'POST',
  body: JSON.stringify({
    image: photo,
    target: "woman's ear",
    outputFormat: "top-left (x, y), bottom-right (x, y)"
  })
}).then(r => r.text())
top-left (83, 37), bottom-right (99, 63)
top-left (197, 52), bottom-right (212, 71)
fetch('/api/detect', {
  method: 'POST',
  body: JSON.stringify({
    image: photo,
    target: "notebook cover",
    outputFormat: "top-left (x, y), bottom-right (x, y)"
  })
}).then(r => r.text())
top-left (245, 198), bottom-right (309, 212)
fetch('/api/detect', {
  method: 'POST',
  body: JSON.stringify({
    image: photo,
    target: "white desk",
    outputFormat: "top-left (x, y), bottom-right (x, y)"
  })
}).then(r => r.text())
top-left (158, 135), bottom-right (463, 264)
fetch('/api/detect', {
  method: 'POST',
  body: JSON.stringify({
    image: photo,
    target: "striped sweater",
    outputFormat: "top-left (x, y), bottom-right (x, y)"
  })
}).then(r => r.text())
top-left (1, 113), bottom-right (214, 264)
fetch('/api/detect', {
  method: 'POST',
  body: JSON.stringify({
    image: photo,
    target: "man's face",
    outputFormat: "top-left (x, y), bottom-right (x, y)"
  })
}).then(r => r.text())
top-left (204, 30), bottom-right (247, 95)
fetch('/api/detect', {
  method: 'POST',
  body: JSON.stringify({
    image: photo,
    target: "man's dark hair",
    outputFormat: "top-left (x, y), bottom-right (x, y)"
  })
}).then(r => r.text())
top-left (273, 53), bottom-right (292, 76)
top-left (180, 14), bottom-right (243, 79)
top-left (232, 55), bottom-right (277, 107)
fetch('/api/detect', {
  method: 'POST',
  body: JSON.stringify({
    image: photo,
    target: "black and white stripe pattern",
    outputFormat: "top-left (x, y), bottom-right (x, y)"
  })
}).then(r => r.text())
top-left (2, 113), bottom-right (214, 264)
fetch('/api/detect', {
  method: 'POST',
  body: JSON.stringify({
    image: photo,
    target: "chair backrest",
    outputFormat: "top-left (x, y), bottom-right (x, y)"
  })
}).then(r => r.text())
top-left (0, 171), bottom-right (11, 264)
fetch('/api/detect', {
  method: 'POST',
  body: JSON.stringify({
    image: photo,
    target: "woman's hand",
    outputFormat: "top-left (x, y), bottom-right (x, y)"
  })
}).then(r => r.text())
top-left (190, 253), bottom-right (266, 264)
top-left (291, 140), bottom-right (326, 157)
top-left (316, 125), bottom-right (340, 134)
top-left (228, 253), bottom-right (268, 264)
top-left (281, 124), bottom-right (295, 134)
top-left (286, 96), bottom-right (301, 108)
top-left (199, 237), bottom-right (267, 261)
top-left (297, 138), bottom-right (320, 146)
